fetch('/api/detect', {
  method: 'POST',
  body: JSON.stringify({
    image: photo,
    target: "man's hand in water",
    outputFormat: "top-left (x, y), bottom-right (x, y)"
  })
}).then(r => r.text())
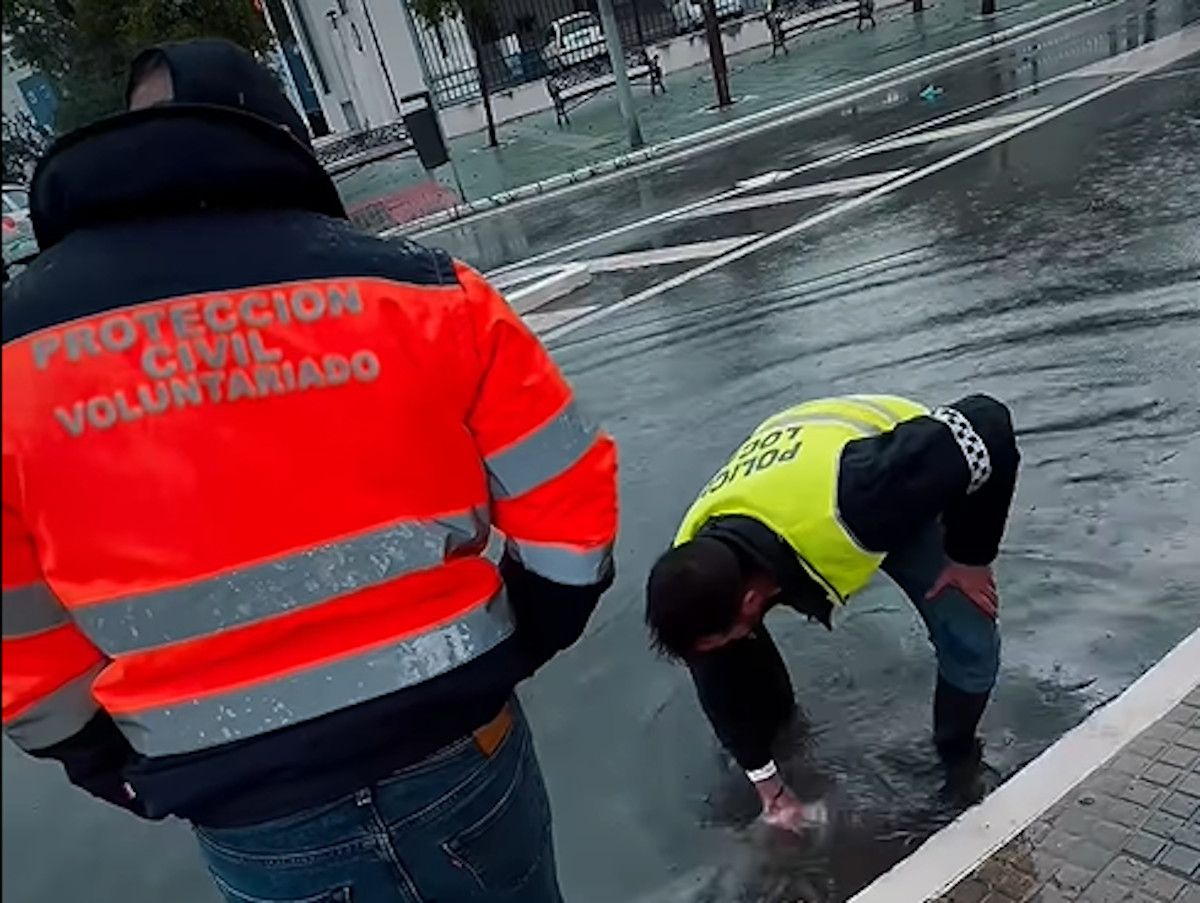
top-left (927, 562), bottom-right (998, 620)
top-left (754, 775), bottom-right (828, 833)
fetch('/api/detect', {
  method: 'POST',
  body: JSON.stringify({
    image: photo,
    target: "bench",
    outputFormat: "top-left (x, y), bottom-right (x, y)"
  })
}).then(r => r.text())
top-left (314, 121), bottom-right (414, 176)
top-left (765, 0), bottom-right (843, 55)
top-left (545, 47), bottom-right (665, 127)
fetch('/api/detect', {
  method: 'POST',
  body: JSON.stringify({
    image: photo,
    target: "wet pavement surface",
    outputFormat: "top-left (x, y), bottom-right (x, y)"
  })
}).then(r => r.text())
top-left (4, 2), bottom-right (1200, 901)
top-left (937, 689), bottom-right (1200, 902)
top-left (338, 0), bottom-right (1083, 208)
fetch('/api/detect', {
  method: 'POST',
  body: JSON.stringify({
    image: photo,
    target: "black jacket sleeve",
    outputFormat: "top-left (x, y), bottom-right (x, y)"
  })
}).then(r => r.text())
top-left (684, 521), bottom-right (810, 771)
top-left (500, 554), bottom-right (613, 676)
top-left (837, 394), bottom-right (1020, 565)
top-left (939, 395), bottom-right (1020, 564)
top-left (28, 712), bottom-right (149, 816)
top-left (687, 625), bottom-right (795, 772)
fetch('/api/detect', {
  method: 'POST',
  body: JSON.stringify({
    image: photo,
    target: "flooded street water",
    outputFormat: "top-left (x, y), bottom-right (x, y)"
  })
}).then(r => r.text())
top-left (4, 3), bottom-right (1199, 902)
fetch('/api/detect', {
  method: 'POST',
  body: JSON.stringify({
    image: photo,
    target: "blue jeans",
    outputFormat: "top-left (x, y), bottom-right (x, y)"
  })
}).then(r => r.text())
top-left (195, 700), bottom-right (562, 903)
top-left (882, 520), bottom-right (1001, 696)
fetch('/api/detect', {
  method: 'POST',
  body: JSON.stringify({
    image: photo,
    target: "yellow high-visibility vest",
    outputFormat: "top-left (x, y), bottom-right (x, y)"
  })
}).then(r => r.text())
top-left (675, 395), bottom-right (928, 604)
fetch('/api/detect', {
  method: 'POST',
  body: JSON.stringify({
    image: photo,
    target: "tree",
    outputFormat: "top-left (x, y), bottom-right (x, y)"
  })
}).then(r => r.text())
top-left (2, 0), bottom-right (273, 133)
top-left (410, 0), bottom-right (499, 147)
top-left (1, 111), bottom-right (52, 182)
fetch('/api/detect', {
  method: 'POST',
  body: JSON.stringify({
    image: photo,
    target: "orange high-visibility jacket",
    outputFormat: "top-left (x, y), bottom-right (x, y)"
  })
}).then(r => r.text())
top-left (2, 262), bottom-right (617, 765)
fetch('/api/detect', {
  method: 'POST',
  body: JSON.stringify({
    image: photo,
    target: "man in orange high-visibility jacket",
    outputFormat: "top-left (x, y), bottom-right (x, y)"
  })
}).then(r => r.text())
top-left (2, 40), bottom-right (617, 903)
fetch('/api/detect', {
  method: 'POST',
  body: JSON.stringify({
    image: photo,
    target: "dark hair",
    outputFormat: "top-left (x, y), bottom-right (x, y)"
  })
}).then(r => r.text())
top-left (645, 538), bottom-right (744, 660)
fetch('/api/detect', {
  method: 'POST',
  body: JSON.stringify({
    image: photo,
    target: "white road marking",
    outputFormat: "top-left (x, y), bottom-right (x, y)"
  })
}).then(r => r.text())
top-left (846, 107), bottom-right (1051, 157)
top-left (507, 264), bottom-right (591, 314)
top-left (497, 235), bottom-right (762, 296)
top-left (543, 25), bottom-right (1200, 341)
top-left (736, 171), bottom-right (788, 190)
top-left (849, 627), bottom-right (1200, 903)
top-left (586, 235), bottom-right (763, 271)
top-left (417, 0), bottom-right (1115, 241)
top-left (670, 170), bottom-right (911, 221)
top-left (490, 264), bottom-right (567, 291)
top-left (524, 305), bottom-right (600, 334)
top-left (483, 23), bottom-right (1126, 283)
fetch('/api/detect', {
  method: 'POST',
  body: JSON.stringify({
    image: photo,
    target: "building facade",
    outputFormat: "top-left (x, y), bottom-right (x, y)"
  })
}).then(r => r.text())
top-left (2, 35), bottom-right (57, 131)
top-left (268, 0), bottom-right (430, 136)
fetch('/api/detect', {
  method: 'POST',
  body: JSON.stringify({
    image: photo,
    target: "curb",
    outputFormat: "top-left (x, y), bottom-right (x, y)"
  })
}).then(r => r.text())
top-left (387, 0), bottom-right (1115, 238)
top-left (849, 628), bottom-right (1200, 903)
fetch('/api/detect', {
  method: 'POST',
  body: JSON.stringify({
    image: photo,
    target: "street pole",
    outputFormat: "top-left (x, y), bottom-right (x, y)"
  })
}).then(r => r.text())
top-left (596, 0), bottom-right (645, 149)
top-left (700, 0), bottom-right (732, 108)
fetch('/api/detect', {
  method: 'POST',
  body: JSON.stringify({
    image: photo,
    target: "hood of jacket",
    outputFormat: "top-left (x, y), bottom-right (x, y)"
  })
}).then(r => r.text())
top-left (31, 39), bottom-right (345, 250)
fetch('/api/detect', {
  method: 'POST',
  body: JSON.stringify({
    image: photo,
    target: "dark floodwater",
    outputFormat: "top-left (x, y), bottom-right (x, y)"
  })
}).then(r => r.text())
top-left (4, 4), bottom-right (1199, 902)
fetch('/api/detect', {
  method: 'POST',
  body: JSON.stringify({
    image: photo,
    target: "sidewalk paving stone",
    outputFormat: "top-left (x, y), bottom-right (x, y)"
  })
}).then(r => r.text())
top-left (936, 690), bottom-right (1200, 902)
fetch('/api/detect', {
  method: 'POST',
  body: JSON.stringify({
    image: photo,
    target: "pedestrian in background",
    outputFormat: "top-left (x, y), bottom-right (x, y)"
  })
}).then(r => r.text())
top-left (2, 39), bottom-right (618, 903)
top-left (858, 0), bottom-right (877, 29)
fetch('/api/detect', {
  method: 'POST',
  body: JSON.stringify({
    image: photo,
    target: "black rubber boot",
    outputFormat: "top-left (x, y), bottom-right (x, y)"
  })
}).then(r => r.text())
top-left (933, 678), bottom-right (988, 760)
top-left (933, 677), bottom-right (993, 804)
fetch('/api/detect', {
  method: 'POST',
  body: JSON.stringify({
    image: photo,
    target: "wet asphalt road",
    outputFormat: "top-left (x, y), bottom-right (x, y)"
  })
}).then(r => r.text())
top-left (4, 2), bottom-right (1199, 901)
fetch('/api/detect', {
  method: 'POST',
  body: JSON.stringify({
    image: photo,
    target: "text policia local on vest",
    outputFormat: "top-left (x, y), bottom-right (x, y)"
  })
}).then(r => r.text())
top-left (27, 282), bottom-right (382, 438)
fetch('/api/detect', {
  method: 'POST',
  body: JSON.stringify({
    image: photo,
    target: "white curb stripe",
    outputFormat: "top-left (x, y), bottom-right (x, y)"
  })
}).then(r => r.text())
top-left (849, 627), bottom-right (1200, 903)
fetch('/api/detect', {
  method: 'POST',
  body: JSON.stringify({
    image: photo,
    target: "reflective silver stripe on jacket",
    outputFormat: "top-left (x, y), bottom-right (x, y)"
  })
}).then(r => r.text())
top-left (486, 402), bottom-right (598, 499)
top-left (112, 588), bottom-right (515, 757)
top-left (73, 508), bottom-right (489, 656)
top-left (930, 406), bottom-right (992, 493)
top-left (3, 662), bottom-right (105, 751)
top-left (507, 539), bottom-right (614, 586)
top-left (3, 582), bottom-right (71, 639)
top-left (842, 395), bottom-right (906, 426)
top-left (793, 414), bottom-right (883, 436)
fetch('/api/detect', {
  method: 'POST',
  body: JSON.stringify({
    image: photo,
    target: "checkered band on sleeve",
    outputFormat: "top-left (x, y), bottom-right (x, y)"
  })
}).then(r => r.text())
top-left (930, 406), bottom-right (992, 494)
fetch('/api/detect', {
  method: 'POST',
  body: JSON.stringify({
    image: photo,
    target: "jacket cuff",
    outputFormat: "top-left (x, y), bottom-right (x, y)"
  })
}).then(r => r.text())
top-left (500, 555), bottom-right (609, 674)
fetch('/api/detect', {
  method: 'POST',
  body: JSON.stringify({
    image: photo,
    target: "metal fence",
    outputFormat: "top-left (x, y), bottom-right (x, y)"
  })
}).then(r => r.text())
top-left (408, 0), bottom-right (769, 107)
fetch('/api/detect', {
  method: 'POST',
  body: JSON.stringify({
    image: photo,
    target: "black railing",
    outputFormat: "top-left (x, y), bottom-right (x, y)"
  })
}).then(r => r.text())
top-left (408, 0), bottom-right (770, 107)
